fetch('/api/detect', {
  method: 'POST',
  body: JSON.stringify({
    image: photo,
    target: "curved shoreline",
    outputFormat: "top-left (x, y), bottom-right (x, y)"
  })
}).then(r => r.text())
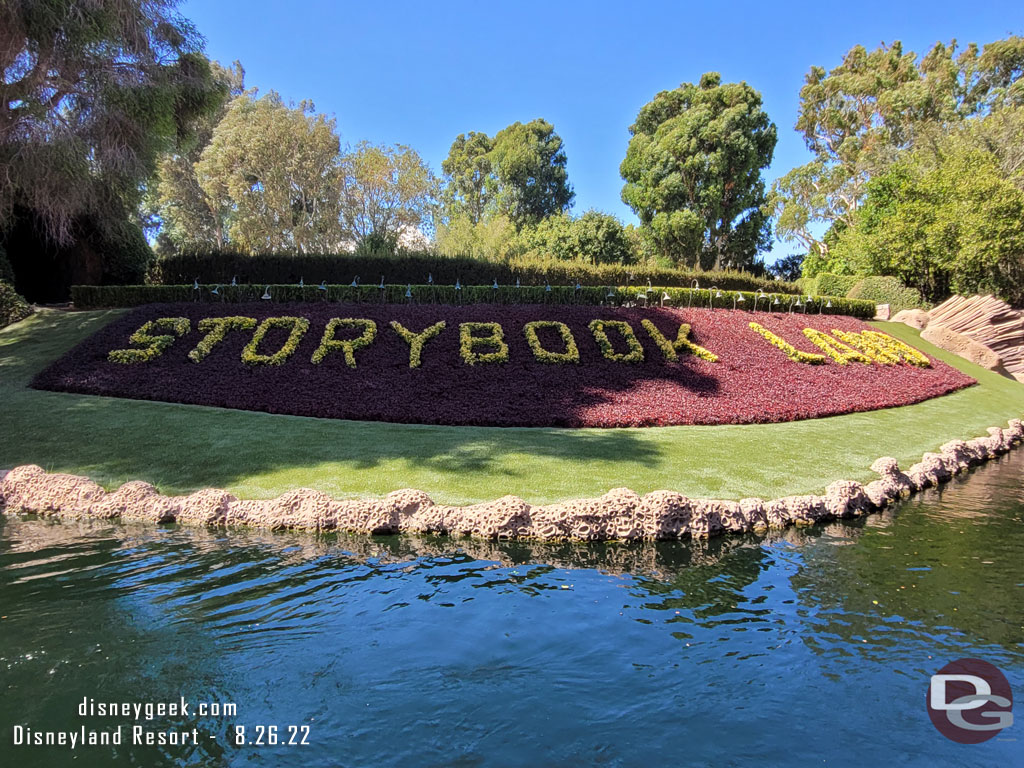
top-left (2, 418), bottom-right (1021, 542)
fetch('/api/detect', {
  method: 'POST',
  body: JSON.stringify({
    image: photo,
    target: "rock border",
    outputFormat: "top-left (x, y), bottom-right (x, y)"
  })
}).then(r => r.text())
top-left (1, 418), bottom-right (1022, 541)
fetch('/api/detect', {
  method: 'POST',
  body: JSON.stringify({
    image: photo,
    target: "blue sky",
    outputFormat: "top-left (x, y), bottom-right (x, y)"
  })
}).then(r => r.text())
top-left (181, 0), bottom-right (1022, 262)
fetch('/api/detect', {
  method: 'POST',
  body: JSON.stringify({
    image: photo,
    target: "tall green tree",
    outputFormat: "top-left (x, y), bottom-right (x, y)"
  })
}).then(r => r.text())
top-left (151, 60), bottom-right (245, 252)
top-left (441, 131), bottom-right (494, 225)
top-left (620, 72), bottom-right (777, 270)
top-left (773, 36), bottom-right (1024, 262)
top-left (490, 119), bottom-right (574, 227)
top-left (519, 210), bottom-right (634, 265)
top-left (831, 130), bottom-right (1024, 303)
top-left (195, 92), bottom-right (342, 254)
top-left (0, 0), bottom-right (226, 298)
top-left (338, 142), bottom-right (438, 249)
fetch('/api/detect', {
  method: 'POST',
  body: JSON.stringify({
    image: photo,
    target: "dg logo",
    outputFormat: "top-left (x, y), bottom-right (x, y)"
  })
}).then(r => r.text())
top-left (928, 658), bottom-right (1015, 744)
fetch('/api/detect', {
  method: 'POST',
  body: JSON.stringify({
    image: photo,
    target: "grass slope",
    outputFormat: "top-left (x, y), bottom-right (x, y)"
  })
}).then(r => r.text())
top-left (1, 309), bottom-right (1021, 505)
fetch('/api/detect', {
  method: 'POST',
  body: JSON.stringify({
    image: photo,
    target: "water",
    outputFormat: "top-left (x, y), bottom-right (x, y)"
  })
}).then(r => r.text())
top-left (2, 455), bottom-right (1022, 767)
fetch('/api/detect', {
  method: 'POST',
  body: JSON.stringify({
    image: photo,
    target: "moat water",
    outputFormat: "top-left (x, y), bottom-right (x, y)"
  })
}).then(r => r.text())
top-left (2, 453), bottom-right (1022, 767)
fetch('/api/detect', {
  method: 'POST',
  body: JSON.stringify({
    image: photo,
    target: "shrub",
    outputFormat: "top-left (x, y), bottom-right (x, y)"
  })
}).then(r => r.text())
top-left (242, 317), bottom-right (310, 366)
top-left (312, 318), bottom-right (377, 368)
top-left (70, 284), bottom-right (879, 318)
top-left (108, 318), bottom-right (190, 363)
top-left (390, 320), bottom-right (446, 368)
top-left (748, 322), bottom-right (825, 365)
top-left (522, 321), bottom-right (580, 364)
top-left (802, 328), bottom-right (870, 365)
top-left (188, 317), bottom-right (257, 363)
top-left (0, 280), bottom-right (33, 330)
top-left (101, 219), bottom-right (154, 285)
top-left (149, 250), bottom-right (801, 294)
top-left (640, 319), bottom-right (718, 362)
top-left (815, 273), bottom-right (860, 298)
top-left (589, 320), bottom-right (644, 363)
top-left (459, 322), bottom-right (509, 365)
top-left (846, 276), bottom-right (926, 313)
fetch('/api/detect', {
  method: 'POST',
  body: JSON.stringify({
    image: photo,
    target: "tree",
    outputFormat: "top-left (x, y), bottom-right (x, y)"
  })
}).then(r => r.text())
top-left (831, 135), bottom-right (1024, 303)
top-left (194, 92), bottom-right (342, 254)
top-left (338, 142), bottom-right (439, 249)
top-left (441, 131), bottom-right (494, 225)
top-left (519, 210), bottom-right (634, 265)
top-left (620, 72), bottom-right (777, 271)
top-left (0, 0), bottom-right (226, 299)
top-left (490, 119), bottom-right (574, 227)
top-left (768, 254), bottom-right (804, 282)
top-left (434, 214), bottom-right (520, 262)
top-left (773, 37), bottom-right (1024, 261)
top-left (151, 60), bottom-right (245, 253)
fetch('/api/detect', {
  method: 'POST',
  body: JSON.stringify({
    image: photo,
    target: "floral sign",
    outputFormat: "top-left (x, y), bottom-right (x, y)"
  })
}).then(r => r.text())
top-left (32, 303), bottom-right (974, 428)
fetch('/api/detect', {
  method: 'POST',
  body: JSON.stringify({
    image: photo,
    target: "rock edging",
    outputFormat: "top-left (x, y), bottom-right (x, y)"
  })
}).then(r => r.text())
top-left (1, 418), bottom-right (1022, 541)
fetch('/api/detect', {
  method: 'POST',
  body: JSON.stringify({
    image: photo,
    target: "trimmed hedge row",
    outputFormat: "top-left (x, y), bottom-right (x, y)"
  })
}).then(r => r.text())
top-left (151, 252), bottom-right (802, 295)
top-left (847, 276), bottom-right (927, 314)
top-left (71, 284), bottom-right (877, 317)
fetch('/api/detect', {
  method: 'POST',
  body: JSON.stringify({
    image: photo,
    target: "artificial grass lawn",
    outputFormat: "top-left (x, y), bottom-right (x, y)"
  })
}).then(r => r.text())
top-left (1, 309), bottom-right (1022, 505)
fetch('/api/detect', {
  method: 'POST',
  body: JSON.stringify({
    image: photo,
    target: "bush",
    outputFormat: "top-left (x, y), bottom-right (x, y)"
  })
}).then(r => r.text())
top-left (0, 281), bottom-right (33, 330)
top-left (150, 250), bottom-right (801, 295)
top-left (846, 276), bottom-right (926, 313)
top-left (101, 220), bottom-right (155, 285)
top-left (815, 273), bottom-right (861, 298)
top-left (70, 283), bottom-right (878, 317)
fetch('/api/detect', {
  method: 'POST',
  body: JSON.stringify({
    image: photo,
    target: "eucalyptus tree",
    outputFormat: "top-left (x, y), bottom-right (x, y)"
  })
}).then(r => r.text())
top-left (195, 92), bottom-right (343, 254)
top-left (620, 72), bottom-right (777, 270)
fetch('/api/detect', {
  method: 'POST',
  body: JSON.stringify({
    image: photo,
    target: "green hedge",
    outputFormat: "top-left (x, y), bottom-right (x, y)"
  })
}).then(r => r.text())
top-left (151, 252), bottom-right (801, 295)
top-left (847, 276), bottom-right (926, 314)
top-left (815, 273), bottom-right (861, 298)
top-left (1, 281), bottom-right (33, 330)
top-left (71, 283), bottom-right (876, 317)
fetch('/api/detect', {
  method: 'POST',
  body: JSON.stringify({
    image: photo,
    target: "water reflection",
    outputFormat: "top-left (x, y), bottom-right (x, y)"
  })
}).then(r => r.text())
top-left (1, 453), bottom-right (1022, 767)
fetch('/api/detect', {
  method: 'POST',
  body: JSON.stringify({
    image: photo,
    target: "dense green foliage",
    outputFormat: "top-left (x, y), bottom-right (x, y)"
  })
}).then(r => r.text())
top-left (0, 0), bottom-right (227, 299)
top-left (815, 273), bottom-right (862, 298)
top-left (193, 92), bottom-right (343, 253)
top-left (846, 277), bottom-right (927, 313)
top-left (621, 72), bottom-right (777, 270)
top-left (772, 36), bottom-right (1024, 259)
top-left (440, 132), bottom-right (494, 225)
top-left (70, 283), bottom-right (873, 316)
top-left (150, 251), bottom-right (800, 293)
top-left (339, 142), bottom-right (438, 248)
top-left (0, 281), bottom-right (33, 330)
top-left (518, 211), bottom-right (634, 265)
top-left (439, 120), bottom-right (573, 230)
top-left (830, 135), bottom-right (1024, 303)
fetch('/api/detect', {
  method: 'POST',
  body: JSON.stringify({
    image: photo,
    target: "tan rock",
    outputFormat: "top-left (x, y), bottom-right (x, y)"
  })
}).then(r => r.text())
top-left (921, 324), bottom-right (1003, 370)
top-left (891, 308), bottom-right (930, 330)
top-left (823, 481), bottom-right (871, 518)
top-left (92, 481), bottom-right (178, 523)
top-left (177, 489), bottom-right (235, 526)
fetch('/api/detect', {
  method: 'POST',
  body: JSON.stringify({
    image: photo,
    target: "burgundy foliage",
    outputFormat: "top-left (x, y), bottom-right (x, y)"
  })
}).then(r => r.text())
top-left (32, 303), bottom-right (976, 428)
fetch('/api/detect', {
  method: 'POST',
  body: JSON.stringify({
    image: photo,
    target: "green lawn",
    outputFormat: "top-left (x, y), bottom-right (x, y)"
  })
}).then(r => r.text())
top-left (1, 309), bottom-right (1022, 505)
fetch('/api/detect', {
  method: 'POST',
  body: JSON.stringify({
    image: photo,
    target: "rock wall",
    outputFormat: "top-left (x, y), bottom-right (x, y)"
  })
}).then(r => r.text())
top-left (926, 295), bottom-right (1024, 382)
top-left (2, 419), bottom-right (1022, 542)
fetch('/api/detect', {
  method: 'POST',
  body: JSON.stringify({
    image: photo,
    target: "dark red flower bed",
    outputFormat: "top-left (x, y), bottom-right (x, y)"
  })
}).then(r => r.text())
top-left (31, 303), bottom-right (975, 428)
